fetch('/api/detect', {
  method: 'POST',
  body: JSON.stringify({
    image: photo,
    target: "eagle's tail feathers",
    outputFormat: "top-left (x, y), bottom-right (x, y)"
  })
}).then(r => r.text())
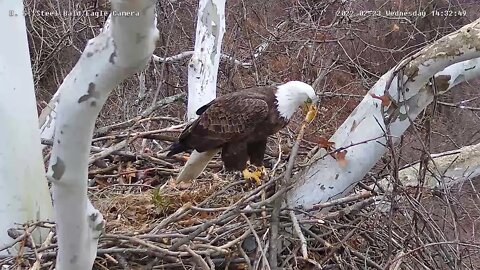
top-left (166, 142), bottom-right (189, 157)
top-left (176, 149), bottom-right (220, 182)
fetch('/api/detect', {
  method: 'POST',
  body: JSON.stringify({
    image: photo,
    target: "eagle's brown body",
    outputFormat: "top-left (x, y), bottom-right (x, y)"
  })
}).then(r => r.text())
top-left (167, 86), bottom-right (288, 171)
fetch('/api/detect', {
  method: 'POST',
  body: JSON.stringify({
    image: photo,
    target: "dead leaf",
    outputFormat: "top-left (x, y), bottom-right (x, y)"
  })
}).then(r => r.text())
top-left (179, 191), bottom-right (193, 203)
top-left (178, 216), bottom-right (198, 227)
top-left (93, 177), bottom-right (109, 188)
top-left (199, 211), bottom-right (212, 220)
top-left (335, 150), bottom-right (348, 167)
top-left (121, 162), bottom-right (136, 184)
top-left (318, 137), bottom-right (335, 150)
top-left (175, 181), bottom-right (193, 190)
top-left (370, 93), bottom-right (392, 107)
top-left (392, 23), bottom-right (400, 32)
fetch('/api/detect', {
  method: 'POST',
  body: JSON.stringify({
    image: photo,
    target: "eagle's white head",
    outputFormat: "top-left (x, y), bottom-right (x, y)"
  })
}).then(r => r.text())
top-left (275, 81), bottom-right (319, 119)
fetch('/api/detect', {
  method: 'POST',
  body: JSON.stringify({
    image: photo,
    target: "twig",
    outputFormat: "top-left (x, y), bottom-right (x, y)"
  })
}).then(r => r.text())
top-left (26, 229), bottom-right (40, 270)
top-left (102, 234), bottom-right (185, 258)
top-left (0, 226), bottom-right (36, 252)
top-left (103, 253), bottom-right (119, 265)
top-left (93, 123), bottom-right (187, 143)
top-left (437, 101), bottom-right (480, 111)
top-left (269, 120), bottom-right (309, 269)
top-left (88, 138), bottom-right (133, 164)
top-left (218, 229), bottom-right (252, 250)
top-left (152, 52), bottom-right (253, 68)
top-left (241, 214), bottom-right (271, 270)
top-left (29, 230), bottom-right (55, 270)
top-left (310, 191), bottom-right (374, 211)
top-left (237, 244), bottom-right (252, 270)
top-left (170, 207), bottom-right (241, 250)
top-left (151, 203), bottom-right (192, 233)
top-left (289, 210), bottom-right (308, 259)
top-left (184, 246), bottom-right (211, 270)
top-left (94, 93), bottom-right (186, 137)
top-left (348, 247), bottom-right (383, 270)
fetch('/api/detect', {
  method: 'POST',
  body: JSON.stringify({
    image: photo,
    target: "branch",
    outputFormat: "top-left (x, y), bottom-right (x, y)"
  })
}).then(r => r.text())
top-left (94, 93), bottom-right (185, 136)
top-left (289, 210), bottom-right (308, 259)
top-left (287, 18), bottom-right (480, 211)
top-left (377, 142), bottom-right (480, 192)
top-left (152, 52), bottom-right (252, 67)
top-left (270, 119), bottom-right (311, 269)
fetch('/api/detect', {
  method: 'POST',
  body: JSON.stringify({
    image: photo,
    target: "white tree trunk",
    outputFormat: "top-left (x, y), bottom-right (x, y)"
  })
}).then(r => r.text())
top-left (377, 142), bottom-right (480, 191)
top-left (0, 0), bottom-right (53, 254)
top-left (38, 16), bottom-right (116, 145)
top-left (175, 0), bottom-right (225, 182)
top-left (286, 19), bottom-right (480, 210)
top-left (46, 1), bottom-right (159, 268)
top-left (187, 0), bottom-right (226, 120)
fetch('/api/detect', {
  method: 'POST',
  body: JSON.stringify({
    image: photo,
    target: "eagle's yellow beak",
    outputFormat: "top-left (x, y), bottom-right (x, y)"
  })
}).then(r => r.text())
top-left (303, 102), bottom-right (317, 123)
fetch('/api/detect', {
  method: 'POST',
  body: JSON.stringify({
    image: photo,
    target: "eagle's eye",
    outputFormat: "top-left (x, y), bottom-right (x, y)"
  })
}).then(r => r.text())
top-left (306, 97), bottom-right (312, 104)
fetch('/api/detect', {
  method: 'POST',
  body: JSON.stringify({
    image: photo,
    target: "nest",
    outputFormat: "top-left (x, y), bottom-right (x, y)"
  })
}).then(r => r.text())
top-left (3, 126), bottom-right (478, 269)
top-left (4, 92), bottom-right (480, 269)
top-left (1, 171), bottom-right (373, 270)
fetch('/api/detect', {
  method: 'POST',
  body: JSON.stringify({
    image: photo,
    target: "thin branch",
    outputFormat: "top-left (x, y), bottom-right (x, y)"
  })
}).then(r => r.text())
top-left (152, 52), bottom-right (253, 68)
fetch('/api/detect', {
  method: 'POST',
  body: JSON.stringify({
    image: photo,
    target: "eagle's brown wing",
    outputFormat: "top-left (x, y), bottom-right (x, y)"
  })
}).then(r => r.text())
top-left (180, 94), bottom-right (269, 152)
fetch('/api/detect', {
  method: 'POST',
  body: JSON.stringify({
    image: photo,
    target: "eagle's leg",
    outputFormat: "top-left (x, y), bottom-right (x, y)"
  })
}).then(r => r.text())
top-left (247, 140), bottom-right (268, 186)
top-left (222, 142), bottom-right (257, 185)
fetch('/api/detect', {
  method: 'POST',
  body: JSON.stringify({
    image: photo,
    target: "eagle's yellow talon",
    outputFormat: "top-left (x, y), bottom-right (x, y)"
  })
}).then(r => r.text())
top-left (242, 168), bottom-right (262, 186)
top-left (259, 166), bottom-right (267, 175)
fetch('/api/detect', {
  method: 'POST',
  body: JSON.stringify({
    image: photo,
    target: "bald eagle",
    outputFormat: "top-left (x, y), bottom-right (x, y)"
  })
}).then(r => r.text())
top-left (167, 81), bottom-right (318, 183)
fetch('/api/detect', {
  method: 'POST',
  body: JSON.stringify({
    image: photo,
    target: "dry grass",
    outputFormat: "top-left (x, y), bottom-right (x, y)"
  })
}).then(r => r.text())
top-left (91, 174), bottom-right (244, 233)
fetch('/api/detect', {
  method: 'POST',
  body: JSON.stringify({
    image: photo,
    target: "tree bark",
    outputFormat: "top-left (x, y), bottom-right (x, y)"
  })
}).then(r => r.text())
top-left (0, 0), bottom-right (53, 254)
top-left (377, 141), bottom-right (480, 192)
top-left (187, 0), bottom-right (226, 120)
top-left (46, 1), bottom-right (159, 269)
